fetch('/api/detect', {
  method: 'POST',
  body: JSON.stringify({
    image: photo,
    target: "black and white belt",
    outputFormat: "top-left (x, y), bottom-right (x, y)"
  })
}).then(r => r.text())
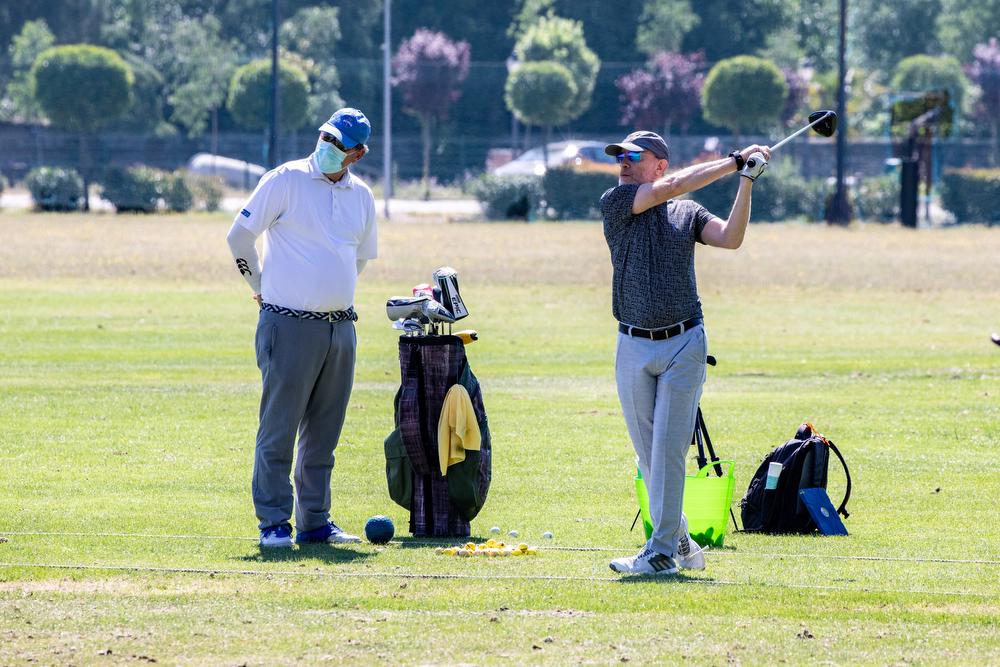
top-left (619, 317), bottom-right (702, 340)
top-left (261, 302), bottom-right (358, 322)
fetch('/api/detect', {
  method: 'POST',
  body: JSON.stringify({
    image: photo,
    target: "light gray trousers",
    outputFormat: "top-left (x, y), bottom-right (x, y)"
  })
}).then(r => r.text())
top-left (252, 310), bottom-right (356, 531)
top-left (616, 325), bottom-right (707, 556)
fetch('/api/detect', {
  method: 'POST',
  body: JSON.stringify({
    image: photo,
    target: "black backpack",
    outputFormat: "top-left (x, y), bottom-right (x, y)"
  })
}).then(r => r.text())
top-left (740, 423), bottom-right (851, 533)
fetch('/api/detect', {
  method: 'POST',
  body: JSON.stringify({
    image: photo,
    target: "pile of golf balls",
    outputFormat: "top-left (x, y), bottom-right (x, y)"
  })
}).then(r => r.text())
top-left (436, 539), bottom-right (538, 557)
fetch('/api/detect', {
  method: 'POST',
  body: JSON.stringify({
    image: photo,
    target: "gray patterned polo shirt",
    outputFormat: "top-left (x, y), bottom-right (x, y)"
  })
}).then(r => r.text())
top-left (600, 183), bottom-right (713, 329)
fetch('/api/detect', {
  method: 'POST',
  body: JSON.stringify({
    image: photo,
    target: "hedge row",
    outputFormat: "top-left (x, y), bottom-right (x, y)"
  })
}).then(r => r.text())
top-left (20, 166), bottom-right (224, 213)
top-left (470, 162), bottom-right (954, 225)
top-left (940, 169), bottom-right (1000, 224)
top-left (470, 161), bottom-right (827, 222)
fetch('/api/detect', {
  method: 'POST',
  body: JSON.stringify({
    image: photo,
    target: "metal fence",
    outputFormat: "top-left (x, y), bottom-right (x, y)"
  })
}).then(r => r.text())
top-left (0, 122), bottom-right (994, 189)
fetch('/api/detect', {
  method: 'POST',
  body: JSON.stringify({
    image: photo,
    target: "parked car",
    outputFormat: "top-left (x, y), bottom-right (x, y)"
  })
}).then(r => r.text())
top-left (492, 141), bottom-right (618, 177)
top-left (186, 153), bottom-right (265, 190)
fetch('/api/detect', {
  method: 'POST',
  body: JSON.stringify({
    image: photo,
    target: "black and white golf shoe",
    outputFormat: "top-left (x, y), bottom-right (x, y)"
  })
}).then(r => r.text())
top-left (609, 546), bottom-right (678, 575)
top-left (677, 514), bottom-right (706, 571)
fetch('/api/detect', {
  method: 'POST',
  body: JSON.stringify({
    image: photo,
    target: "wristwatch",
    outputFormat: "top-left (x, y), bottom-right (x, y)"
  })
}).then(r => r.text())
top-left (728, 151), bottom-right (745, 171)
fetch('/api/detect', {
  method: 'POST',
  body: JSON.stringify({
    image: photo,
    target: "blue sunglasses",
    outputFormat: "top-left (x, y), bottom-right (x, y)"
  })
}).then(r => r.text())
top-left (615, 151), bottom-right (644, 164)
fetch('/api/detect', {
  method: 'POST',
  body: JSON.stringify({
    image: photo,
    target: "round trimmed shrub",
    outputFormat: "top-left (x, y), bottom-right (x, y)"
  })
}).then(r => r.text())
top-left (854, 174), bottom-right (900, 222)
top-left (24, 166), bottom-right (85, 211)
top-left (702, 56), bottom-right (788, 137)
top-left (30, 44), bottom-right (132, 133)
top-left (226, 59), bottom-right (310, 131)
top-left (185, 172), bottom-right (225, 211)
top-left (467, 174), bottom-right (543, 220)
top-left (163, 172), bottom-right (194, 212)
top-left (101, 166), bottom-right (163, 213)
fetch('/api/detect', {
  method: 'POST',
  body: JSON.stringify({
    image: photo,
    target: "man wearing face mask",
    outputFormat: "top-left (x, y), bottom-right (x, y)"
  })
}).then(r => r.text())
top-left (226, 108), bottom-right (376, 548)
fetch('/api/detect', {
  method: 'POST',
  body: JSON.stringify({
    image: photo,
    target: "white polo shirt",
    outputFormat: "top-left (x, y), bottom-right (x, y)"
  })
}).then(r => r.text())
top-left (235, 155), bottom-right (377, 312)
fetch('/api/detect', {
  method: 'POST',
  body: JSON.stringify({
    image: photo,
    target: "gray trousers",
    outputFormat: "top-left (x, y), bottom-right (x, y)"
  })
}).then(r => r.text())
top-left (252, 310), bottom-right (356, 531)
top-left (616, 325), bottom-right (707, 556)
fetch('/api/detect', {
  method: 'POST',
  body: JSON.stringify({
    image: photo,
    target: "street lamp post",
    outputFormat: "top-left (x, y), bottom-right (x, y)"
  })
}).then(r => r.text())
top-left (268, 0), bottom-right (280, 169)
top-left (382, 0), bottom-right (392, 219)
top-left (826, 0), bottom-right (851, 224)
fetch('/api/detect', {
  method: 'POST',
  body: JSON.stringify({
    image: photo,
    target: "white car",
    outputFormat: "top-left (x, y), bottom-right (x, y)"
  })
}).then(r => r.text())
top-left (492, 141), bottom-right (618, 177)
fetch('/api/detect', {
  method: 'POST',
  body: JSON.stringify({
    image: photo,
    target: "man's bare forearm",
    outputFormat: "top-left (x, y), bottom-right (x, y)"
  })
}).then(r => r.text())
top-left (649, 157), bottom-right (735, 202)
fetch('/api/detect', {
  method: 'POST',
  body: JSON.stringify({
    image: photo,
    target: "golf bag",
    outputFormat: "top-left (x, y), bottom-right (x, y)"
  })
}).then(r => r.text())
top-left (384, 335), bottom-right (492, 537)
top-left (739, 423), bottom-right (851, 534)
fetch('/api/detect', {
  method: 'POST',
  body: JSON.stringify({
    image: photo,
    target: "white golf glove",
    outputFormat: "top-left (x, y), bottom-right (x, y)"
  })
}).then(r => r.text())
top-left (740, 151), bottom-right (768, 181)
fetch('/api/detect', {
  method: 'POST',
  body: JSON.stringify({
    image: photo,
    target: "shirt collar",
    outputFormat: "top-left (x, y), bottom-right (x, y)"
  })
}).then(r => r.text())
top-left (308, 154), bottom-right (355, 189)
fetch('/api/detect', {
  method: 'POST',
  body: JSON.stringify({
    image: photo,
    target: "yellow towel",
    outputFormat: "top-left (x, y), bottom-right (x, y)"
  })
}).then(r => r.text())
top-left (438, 384), bottom-right (481, 476)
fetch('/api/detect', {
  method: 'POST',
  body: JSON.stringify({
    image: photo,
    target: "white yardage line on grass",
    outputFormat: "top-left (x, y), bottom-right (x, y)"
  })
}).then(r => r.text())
top-left (2, 531), bottom-right (999, 566)
top-left (0, 561), bottom-right (994, 598)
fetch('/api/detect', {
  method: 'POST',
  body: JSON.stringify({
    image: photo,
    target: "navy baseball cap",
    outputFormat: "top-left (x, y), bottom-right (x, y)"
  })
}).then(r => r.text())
top-left (605, 130), bottom-right (669, 161)
top-left (318, 108), bottom-right (371, 148)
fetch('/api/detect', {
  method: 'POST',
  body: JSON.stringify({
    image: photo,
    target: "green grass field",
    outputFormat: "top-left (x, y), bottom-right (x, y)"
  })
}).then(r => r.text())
top-left (1, 212), bottom-right (998, 665)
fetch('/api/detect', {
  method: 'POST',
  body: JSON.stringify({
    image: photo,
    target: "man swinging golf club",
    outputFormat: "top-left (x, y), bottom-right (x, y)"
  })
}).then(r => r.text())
top-left (602, 131), bottom-right (769, 575)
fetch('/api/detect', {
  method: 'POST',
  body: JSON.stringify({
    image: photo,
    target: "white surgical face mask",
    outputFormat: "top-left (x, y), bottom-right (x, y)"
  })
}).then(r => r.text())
top-left (314, 138), bottom-right (348, 173)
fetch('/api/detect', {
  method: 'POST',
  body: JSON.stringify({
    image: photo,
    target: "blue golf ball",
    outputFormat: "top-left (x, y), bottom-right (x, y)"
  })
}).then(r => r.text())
top-left (365, 515), bottom-right (395, 544)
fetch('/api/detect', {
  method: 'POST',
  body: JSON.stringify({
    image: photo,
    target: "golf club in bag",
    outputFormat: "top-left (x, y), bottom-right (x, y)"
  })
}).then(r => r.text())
top-left (433, 266), bottom-right (469, 321)
top-left (386, 295), bottom-right (457, 335)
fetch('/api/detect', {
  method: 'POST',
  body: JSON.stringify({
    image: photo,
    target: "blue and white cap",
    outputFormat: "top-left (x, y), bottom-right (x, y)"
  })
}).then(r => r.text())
top-left (318, 108), bottom-right (371, 148)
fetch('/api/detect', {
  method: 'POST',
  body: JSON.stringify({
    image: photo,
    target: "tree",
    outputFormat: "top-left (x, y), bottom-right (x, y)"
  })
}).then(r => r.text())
top-left (117, 52), bottom-right (173, 135)
top-left (281, 6), bottom-right (344, 127)
top-left (164, 15), bottom-right (236, 142)
top-left (701, 56), bottom-right (787, 142)
top-left (967, 38), bottom-right (1000, 165)
top-left (226, 58), bottom-right (310, 132)
top-left (791, 2), bottom-right (842, 69)
top-left (635, 0), bottom-right (698, 57)
top-left (891, 55), bottom-right (972, 118)
top-left (936, 0), bottom-right (1000, 63)
top-left (512, 15), bottom-right (599, 122)
top-left (505, 61), bottom-right (577, 163)
top-left (781, 68), bottom-right (809, 124)
top-left (855, 1), bottom-right (942, 76)
top-left (30, 44), bottom-right (133, 211)
top-left (1, 19), bottom-right (55, 123)
top-left (392, 29), bottom-right (470, 200)
top-left (680, 0), bottom-right (792, 63)
top-left (616, 51), bottom-right (705, 138)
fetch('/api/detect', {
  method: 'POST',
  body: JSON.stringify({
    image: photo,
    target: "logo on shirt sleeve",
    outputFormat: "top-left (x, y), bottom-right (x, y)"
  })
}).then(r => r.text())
top-left (240, 208), bottom-right (251, 218)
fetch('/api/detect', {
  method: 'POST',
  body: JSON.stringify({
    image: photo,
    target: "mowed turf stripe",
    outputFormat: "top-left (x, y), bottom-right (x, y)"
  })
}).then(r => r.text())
top-left (3, 532), bottom-right (999, 565)
top-left (0, 561), bottom-right (994, 598)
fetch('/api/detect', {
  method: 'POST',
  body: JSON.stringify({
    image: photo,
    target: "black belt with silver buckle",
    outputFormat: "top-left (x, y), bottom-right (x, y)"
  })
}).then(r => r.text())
top-left (261, 302), bottom-right (358, 322)
top-left (619, 317), bottom-right (702, 340)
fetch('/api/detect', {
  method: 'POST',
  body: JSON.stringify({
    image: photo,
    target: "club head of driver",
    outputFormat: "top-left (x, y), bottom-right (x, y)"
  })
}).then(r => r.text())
top-left (809, 110), bottom-right (837, 137)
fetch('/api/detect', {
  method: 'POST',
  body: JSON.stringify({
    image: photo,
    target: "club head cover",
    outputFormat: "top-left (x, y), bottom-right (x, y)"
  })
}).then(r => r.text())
top-left (420, 299), bottom-right (456, 323)
top-left (386, 296), bottom-right (430, 321)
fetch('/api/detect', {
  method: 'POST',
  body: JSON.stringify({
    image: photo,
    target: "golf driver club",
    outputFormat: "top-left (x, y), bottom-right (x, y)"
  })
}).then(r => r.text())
top-left (770, 110), bottom-right (838, 153)
top-left (743, 110), bottom-right (838, 174)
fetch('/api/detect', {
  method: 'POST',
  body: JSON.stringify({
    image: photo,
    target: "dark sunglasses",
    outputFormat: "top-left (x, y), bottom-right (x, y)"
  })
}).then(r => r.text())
top-left (320, 133), bottom-right (359, 153)
top-left (615, 151), bottom-right (644, 164)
